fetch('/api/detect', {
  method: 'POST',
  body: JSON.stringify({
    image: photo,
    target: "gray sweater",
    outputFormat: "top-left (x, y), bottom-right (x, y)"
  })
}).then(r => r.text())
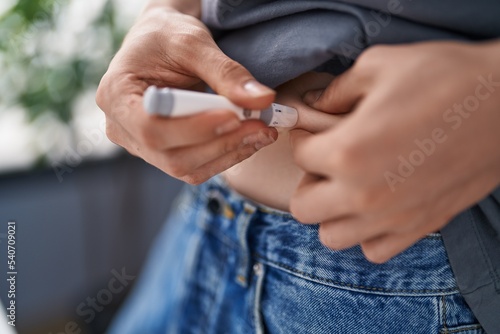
top-left (201, 1), bottom-right (500, 333)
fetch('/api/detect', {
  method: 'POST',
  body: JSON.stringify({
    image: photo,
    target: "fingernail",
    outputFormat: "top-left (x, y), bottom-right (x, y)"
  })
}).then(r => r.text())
top-left (243, 80), bottom-right (275, 97)
top-left (303, 89), bottom-right (324, 105)
top-left (242, 130), bottom-right (276, 150)
top-left (216, 119), bottom-right (241, 135)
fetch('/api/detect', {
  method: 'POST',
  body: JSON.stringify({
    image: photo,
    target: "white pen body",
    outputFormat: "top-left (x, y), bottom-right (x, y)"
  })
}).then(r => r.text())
top-left (144, 86), bottom-right (298, 128)
top-left (169, 89), bottom-right (255, 119)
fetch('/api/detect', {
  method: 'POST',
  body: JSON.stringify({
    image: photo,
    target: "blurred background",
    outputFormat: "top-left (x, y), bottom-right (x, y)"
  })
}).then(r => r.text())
top-left (0, 0), bottom-right (183, 333)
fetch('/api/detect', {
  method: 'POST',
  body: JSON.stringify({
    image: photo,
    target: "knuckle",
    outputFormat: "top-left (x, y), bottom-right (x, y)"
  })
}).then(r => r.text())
top-left (319, 224), bottom-right (348, 250)
top-left (163, 158), bottom-right (189, 179)
top-left (182, 173), bottom-right (208, 186)
top-left (358, 45), bottom-right (387, 63)
top-left (222, 138), bottom-right (240, 156)
top-left (318, 225), bottom-right (336, 249)
top-left (95, 74), bottom-right (110, 110)
top-left (234, 145), bottom-right (256, 162)
top-left (316, 80), bottom-right (338, 106)
top-left (355, 45), bottom-right (389, 72)
top-left (172, 28), bottom-right (206, 45)
top-left (170, 32), bottom-right (195, 50)
top-left (361, 245), bottom-right (387, 264)
top-left (216, 58), bottom-right (244, 79)
top-left (170, 28), bottom-right (211, 59)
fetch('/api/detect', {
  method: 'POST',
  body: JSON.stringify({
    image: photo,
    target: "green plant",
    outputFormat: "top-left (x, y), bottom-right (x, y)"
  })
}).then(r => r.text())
top-left (1, 0), bottom-right (125, 123)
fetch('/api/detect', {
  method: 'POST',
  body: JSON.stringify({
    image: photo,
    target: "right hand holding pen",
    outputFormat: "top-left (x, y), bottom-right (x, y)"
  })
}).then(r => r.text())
top-left (96, 5), bottom-right (277, 184)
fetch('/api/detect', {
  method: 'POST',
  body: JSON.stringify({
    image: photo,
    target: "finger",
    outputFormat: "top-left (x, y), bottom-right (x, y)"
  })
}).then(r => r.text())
top-left (104, 117), bottom-right (139, 155)
top-left (289, 102), bottom-right (344, 134)
top-left (164, 124), bottom-right (277, 177)
top-left (114, 93), bottom-right (253, 150)
top-left (318, 202), bottom-right (451, 251)
top-left (287, 72), bottom-right (336, 92)
top-left (317, 206), bottom-right (434, 251)
top-left (192, 45), bottom-right (275, 110)
top-left (302, 89), bottom-right (324, 106)
top-left (146, 110), bottom-right (243, 149)
top-left (360, 231), bottom-right (427, 264)
top-left (302, 68), bottom-right (366, 114)
top-left (318, 216), bottom-right (384, 251)
top-left (290, 175), bottom-right (354, 223)
top-left (180, 143), bottom-right (263, 185)
top-left (289, 129), bottom-right (337, 176)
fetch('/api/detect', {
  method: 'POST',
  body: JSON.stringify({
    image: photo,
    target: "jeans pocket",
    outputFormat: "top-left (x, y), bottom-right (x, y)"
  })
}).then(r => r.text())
top-left (260, 264), bottom-right (448, 334)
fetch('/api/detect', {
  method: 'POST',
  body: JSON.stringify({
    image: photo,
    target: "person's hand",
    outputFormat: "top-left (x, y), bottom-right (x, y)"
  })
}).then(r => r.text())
top-left (277, 72), bottom-right (344, 133)
top-left (222, 72), bottom-right (345, 211)
top-left (96, 3), bottom-right (277, 184)
top-left (289, 41), bottom-right (500, 263)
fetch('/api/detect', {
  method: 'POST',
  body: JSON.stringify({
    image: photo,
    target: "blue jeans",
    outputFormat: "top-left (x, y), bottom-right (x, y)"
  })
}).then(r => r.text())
top-left (109, 176), bottom-right (484, 334)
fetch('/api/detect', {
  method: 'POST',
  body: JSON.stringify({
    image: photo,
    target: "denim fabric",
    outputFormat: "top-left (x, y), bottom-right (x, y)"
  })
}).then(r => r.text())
top-left (109, 177), bottom-right (485, 334)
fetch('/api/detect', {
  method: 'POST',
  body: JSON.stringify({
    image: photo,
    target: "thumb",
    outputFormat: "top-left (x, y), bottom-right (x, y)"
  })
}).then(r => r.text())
top-left (302, 70), bottom-right (364, 114)
top-left (192, 46), bottom-right (275, 110)
top-left (302, 89), bottom-right (324, 106)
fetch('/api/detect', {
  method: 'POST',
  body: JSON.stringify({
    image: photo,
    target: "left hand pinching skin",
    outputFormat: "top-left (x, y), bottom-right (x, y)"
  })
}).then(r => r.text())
top-left (289, 41), bottom-right (500, 263)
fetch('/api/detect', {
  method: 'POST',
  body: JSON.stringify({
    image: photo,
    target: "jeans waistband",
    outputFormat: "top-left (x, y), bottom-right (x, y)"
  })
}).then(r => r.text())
top-left (191, 176), bottom-right (459, 296)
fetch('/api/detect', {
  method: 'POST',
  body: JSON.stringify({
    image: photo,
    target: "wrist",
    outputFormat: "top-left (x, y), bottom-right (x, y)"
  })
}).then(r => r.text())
top-left (125, 1), bottom-right (205, 45)
top-left (144, 0), bottom-right (201, 18)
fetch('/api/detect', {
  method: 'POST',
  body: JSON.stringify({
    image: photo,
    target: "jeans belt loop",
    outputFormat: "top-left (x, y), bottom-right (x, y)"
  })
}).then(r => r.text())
top-left (235, 202), bottom-right (257, 287)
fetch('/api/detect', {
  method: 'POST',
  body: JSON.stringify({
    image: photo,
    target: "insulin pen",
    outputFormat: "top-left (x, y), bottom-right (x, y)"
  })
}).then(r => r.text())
top-left (143, 86), bottom-right (298, 128)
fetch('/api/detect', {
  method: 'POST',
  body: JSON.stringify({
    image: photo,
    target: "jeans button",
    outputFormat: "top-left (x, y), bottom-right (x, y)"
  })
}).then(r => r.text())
top-left (207, 196), bottom-right (221, 215)
top-left (253, 263), bottom-right (263, 275)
